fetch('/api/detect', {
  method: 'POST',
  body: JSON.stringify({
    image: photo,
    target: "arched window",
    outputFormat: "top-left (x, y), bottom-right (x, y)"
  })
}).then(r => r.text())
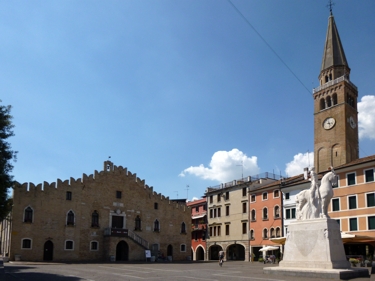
top-left (262, 192), bottom-right (268, 200)
top-left (181, 222), bottom-right (186, 234)
top-left (251, 209), bottom-right (256, 221)
top-left (154, 219), bottom-right (160, 232)
top-left (332, 93), bottom-right (338, 105)
top-left (270, 228), bottom-right (275, 238)
top-left (320, 98), bottom-right (325, 110)
top-left (325, 75), bottom-right (328, 83)
top-left (263, 207), bottom-right (268, 220)
top-left (250, 229), bottom-right (254, 240)
top-left (347, 95), bottom-right (355, 108)
top-left (135, 215), bottom-right (141, 231)
top-left (263, 229), bottom-right (268, 239)
top-left (91, 210), bottom-right (99, 227)
top-left (273, 190), bottom-right (279, 198)
top-left (346, 93), bottom-right (355, 107)
top-left (276, 227), bottom-right (281, 237)
top-left (67, 210), bottom-right (75, 226)
top-left (274, 206), bottom-right (280, 218)
top-left (326, 96), bottom-right (332, 107)
top-left (24, 206), bottom-right (33, 223)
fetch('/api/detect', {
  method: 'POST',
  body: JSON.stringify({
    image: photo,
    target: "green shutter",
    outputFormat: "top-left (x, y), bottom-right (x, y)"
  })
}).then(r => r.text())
top-left (367, 193), bottom-right (375, 207)
top-left (368, 216), bottom-right (375, 230)
top-left (349, 218), bottom-right (357, 231)
top-left (365, 169), bottom-right (374, 182)
top-left (332, 199), bottom-right (340, 211)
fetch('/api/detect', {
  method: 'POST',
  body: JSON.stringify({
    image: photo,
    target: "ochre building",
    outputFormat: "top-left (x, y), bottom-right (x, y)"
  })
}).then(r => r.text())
top-left (5, 161), bottom-right (191, 262)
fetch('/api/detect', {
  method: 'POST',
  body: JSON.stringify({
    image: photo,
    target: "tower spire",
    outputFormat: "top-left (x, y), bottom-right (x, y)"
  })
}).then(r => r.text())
top-left (320, 10), bottom-right (349, 76)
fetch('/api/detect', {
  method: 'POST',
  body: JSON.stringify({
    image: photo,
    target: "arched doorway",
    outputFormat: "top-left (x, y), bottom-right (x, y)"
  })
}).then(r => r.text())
top-left (167, 244), bottom-right (173, 260)
top-left (116, 240), bottom-right (129, 261)
top-left (43, 240), bottom-right (53, 261)
top-left (227, 244), bottom-right (245, 260)
top-left (209, 245), bottom-right (222, 260)
top-left (196, 246), bottom-right (205, 261)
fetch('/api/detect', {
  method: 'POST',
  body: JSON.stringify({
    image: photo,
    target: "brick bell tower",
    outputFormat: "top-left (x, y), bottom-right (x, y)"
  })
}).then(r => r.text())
top-left (313, 10), bottom-right (359, 173)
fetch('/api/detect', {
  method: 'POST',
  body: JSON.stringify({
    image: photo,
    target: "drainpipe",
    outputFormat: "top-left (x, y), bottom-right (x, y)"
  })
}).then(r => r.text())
top-left (280, 183), bottom-right (284, 259)
top-left (248, 181), bottom-right (252, 262)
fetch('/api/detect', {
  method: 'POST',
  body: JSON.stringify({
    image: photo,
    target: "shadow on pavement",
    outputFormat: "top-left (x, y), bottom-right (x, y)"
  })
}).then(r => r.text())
top-left (5, 265), bottom-right (82, 281)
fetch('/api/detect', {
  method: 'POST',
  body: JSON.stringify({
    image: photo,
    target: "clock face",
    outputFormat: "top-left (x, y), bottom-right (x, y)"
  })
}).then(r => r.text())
top-left (349, 116), bottom-right (357, 129)
top-left (323, 117), bottom-right (336, 130)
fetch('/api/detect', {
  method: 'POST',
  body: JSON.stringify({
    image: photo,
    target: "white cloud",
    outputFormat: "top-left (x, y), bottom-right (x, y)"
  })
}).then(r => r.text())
top-left (285, 152), bottom-right (314, 177)
top-left (179, 148), bottom-right (260, 183)
top-left (358, 95), bottom-right (375, 140)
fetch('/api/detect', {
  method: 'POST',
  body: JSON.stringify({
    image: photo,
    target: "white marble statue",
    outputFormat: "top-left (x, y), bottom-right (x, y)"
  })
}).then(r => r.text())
top-left (296, 167), bottom-right (337, 220)
top-left (319, 167), bottom-right (337, 218)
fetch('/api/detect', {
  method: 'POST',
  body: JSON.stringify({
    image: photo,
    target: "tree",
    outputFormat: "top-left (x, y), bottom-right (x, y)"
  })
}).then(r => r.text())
top-left (0, 101), bottom-right (17, 220)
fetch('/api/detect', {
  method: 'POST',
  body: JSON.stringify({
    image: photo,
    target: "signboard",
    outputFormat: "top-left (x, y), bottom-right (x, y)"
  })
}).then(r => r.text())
top-left (145, 250), bottom-right (151, 258)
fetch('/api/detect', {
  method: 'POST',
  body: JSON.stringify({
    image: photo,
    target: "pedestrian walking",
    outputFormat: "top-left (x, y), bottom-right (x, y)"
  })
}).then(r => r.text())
top-left (219, 250), bottom-right (225, 266)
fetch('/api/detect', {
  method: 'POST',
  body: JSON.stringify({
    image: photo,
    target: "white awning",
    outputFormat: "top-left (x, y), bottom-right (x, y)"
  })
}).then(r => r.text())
top-left (259, 246), bottom-right (279, 252)
top-left (271, 232), bottom-right (375, 245)
top-left (192, 214), bottom-right (206, 219)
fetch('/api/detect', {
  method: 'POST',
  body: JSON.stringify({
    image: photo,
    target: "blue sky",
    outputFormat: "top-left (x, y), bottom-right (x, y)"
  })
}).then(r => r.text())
top-left (2, 0), bottom-right (375, 201)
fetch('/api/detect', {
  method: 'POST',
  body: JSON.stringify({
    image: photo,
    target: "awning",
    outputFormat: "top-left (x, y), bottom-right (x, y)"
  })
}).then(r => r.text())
top-left (341, 232), bottom-right (375, 244)
top-left (271, 232), bottom-right (375, 245)
top-left (192, 214), bottom-right (206, 220)
top-left (259, 246), bottom-right (279, 252)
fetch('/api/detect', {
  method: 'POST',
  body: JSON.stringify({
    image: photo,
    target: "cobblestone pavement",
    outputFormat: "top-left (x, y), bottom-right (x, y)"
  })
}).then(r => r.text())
top-left (3, 260), bottom-right (375, 281)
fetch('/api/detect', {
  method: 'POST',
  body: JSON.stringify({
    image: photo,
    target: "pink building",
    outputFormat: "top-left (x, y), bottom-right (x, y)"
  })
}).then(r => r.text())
top-left (187, 198), bottom-right (207, 260)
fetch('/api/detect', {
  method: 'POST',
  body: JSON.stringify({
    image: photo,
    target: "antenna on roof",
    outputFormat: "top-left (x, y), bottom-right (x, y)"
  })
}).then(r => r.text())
top-left (237, 161), bottom-right (244, 179)
top-left (185, 185), bottom-right (189, 200)
top-left (327, 0), bottom-right (334, 15)
top-left (307, 149), bottom-right (310, 168)
top-left (174, 191), bottom-right (178, 199)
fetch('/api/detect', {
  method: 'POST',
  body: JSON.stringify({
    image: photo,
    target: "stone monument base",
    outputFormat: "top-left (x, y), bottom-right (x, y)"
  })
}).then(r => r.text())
top-left (263, 219), bottom-right (369, 279)
top-left (264, 266), bottom-right (370, 280)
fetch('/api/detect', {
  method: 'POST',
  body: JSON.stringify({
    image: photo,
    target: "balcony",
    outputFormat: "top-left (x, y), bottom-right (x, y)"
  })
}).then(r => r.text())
top-left (192, 224), bottom-right (206, 231)
top-left (104, 228), bottom-right (129, 237)
top-left (313, 75), bottom-right (357, 94)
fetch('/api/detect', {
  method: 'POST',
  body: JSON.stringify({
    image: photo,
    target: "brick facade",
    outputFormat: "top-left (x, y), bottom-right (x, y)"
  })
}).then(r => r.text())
top-left (6, 161), bottom-right (191, 262)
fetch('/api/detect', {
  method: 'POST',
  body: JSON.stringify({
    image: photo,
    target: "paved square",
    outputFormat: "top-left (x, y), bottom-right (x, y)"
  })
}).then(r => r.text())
top-left (3, 261), bottom-right (375, 281)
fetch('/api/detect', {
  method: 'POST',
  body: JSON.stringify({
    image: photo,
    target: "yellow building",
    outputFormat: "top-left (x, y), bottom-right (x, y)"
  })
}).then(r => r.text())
top-left (205, 174), bottom-right (280, 262)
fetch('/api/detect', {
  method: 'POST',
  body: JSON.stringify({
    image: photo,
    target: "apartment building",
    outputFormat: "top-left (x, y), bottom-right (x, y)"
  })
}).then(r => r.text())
top-left (187, 198), bottom-right (207, 261)
top-left (205, 173), bottom-right (279, 261)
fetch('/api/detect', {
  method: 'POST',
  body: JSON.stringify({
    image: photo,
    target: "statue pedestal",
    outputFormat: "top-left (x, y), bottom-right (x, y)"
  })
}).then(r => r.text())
top-left (281, 218), bottom-right (349, 269)
top-left (264, 219), bottom-right (369, 279)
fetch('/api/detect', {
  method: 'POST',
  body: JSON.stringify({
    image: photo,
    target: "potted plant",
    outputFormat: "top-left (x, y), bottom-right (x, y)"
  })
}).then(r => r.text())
top-left (349, 258), bottom-right (359, 267)
top-left (258, 257), bottom-right (264, 263)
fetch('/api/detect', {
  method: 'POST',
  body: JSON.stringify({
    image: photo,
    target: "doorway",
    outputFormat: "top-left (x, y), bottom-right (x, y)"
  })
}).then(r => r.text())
top-left (167, 244), bottom-right (173, 260)
top-left (116, 240), bottom-right (129, 261)
top-left (43, 240), bottom-right (53, 261)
